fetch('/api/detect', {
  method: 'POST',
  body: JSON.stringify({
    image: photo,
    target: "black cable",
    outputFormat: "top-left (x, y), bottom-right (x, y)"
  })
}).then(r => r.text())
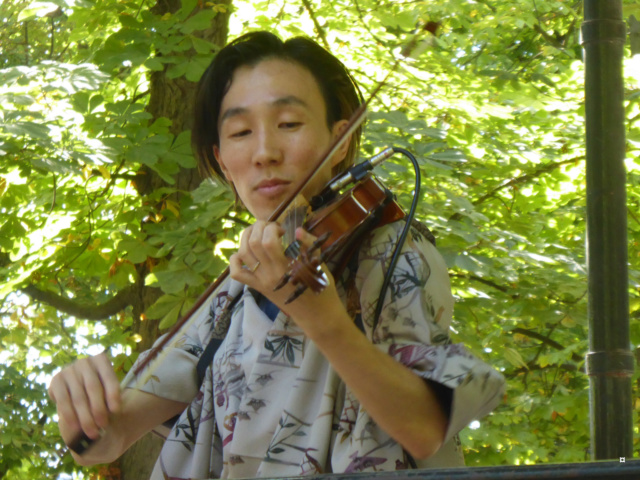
top-left (371, 147), bottom-right (421, 332)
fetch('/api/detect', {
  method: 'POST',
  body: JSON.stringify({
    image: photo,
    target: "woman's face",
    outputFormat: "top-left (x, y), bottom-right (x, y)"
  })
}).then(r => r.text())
top-left (214, 59), bottom-right (348, 221)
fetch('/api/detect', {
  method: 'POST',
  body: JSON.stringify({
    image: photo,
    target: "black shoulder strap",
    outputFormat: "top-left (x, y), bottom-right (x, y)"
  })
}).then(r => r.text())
top-left (195, 291), bottom-right (243, 388)
top-left (196, 337), bottom-right (224, 386)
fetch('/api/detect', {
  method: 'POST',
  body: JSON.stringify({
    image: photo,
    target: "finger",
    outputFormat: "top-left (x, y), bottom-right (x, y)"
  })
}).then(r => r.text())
top-left (65, 365), bottom-right (102, 439)
top-left (295, 228), bottom-right (326, 259)
top-left (238, 223), bottom-right (261, 268)
top-left (48, 372), bottom-right (61, 402)
top-left (262, 223), bottom-right (286, 263)
top-left (81, 365), bottom-right (110, 431)
top-left (229, 252), bottom-right (252, 281)
top-left (295, 227), bottom-right (317, 246)
top-left (247, 220), bottom-right (267, 259)
top-left (49, 373), bottom-right (82, 434)
top-left (93, 353), bottom-right (121, 413)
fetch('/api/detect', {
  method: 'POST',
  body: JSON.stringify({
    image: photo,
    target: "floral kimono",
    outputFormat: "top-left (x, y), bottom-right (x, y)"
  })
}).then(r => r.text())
top-left (128, 221), bottom-right (505, 479)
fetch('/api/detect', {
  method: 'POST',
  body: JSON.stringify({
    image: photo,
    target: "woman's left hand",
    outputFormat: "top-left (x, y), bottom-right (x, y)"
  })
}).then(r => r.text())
top-left (228, 221), bottom-right (343, 332)
top-left (229, 220), bottom-right (290, 296)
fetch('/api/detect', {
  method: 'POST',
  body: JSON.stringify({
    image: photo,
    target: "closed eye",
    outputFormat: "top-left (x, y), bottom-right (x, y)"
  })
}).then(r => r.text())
top-left (230, 129), bottom-right (251, 138)
top-left (279, 122), bottom-right (302, 129)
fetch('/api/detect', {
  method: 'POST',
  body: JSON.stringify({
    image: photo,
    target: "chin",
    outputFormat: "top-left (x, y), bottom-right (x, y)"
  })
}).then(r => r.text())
top-left (252, 209), bottom-right (274, 222)
top-left (254, 201), bottom-right (283, 221)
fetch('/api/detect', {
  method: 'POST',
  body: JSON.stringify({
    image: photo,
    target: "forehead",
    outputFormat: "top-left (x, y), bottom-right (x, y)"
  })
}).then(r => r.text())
top-left (219, 58), bottom-right (328, 119)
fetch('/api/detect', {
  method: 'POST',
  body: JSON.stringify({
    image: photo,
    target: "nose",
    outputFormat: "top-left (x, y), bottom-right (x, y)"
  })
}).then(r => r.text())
top-left (252, 127), bottom-right (283, 166)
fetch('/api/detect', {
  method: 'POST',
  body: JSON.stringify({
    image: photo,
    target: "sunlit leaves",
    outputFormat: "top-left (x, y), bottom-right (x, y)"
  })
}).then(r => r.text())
top-left (0, 3), bottom-right (233, 476)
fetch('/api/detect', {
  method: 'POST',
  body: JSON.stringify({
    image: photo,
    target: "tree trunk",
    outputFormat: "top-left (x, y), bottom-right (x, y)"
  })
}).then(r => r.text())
top-left (116, 1), bottom-right (231, 478)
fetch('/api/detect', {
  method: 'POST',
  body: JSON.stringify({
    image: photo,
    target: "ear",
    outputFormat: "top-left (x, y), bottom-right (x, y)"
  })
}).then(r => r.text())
top-left (330, 119), bottom-right (351, 168)
top-left (213, 145), bottom-right (232, 182)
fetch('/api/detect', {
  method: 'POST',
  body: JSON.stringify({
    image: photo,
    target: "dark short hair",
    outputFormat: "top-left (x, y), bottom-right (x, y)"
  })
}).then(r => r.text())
top-left (192, 31), bottom-right (364, 181)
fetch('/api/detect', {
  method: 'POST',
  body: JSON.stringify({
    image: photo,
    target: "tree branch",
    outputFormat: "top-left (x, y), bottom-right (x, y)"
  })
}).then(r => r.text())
top-left (511, 326), bottom-right (583, 362)
top-left (21, 284), bottom-right (138, 321)
top-left (450, 156), bottom-right (583, 221)
top-left (90, 168), bottom-right (137, 181)
top-left (223, 214), bottom-right (251, 227)
top-left (132, 89), bottom-right (150, 103)
top-left (506, 362), bottom-right (580, 378)
top-left (450, 272), bottom-right (520, 298)
top-left (300, 0), bottom-right (331, 50)
top-left (475, 156), bottom-right (583, 206)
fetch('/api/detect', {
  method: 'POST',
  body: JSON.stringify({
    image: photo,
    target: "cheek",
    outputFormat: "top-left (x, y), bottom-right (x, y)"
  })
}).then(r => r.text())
top-left (225, 165), bottom-right (245, 186)
top-left (217, 142), bottom-right (246, 175)
top-left (294, 131), bottom-right (333, 163)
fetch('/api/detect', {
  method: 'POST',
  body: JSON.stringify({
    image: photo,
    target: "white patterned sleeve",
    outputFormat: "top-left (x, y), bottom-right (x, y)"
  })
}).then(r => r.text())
top-left (355, 221), bottom-right (505, 442)
top-left (122, 287), bottom-right (229, 404)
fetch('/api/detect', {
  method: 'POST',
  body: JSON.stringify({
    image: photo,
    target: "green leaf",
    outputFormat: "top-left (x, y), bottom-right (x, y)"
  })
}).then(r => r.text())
top-left (158, 302), bottom-right (183, 329)
top-left (119, 13), bottom-right (142, 29)
top-left (3, 94), bottom-right (36, 106)
top-left (145, 294), bottom-right (184, 320)
top-left (152, 263), bottom-right (205, 294)
top-left (1, 122), bottom-right (50, 140)
top-left (190, 36), bottom-right (215, 54)
top-left (504, 347), bottom-right (528, 369)
top-left (118, 238), bottom-right (158, 264)
top-left (179, 9), bottom-right (217, 34)
top-left (429, 150), bottom-right (467, 162)
top-left (145, 57), bottom-right (165, 71)
top-left (166, 62), bottom-right (189, 79)
top-left (175, 0), bottom-right (199, 21)
top-left (530, 73), bottom-right (557, 88)
top-left (17, 2), bottom-right (59, 21)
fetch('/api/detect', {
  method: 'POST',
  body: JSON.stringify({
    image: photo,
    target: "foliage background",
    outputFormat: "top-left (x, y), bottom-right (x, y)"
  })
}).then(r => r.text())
top-left (1, 0), bottom-right (639, 478)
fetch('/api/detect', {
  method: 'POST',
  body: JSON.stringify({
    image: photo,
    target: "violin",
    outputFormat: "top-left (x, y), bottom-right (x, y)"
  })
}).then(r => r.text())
top-left (276, 157), bottom-right (406, 303)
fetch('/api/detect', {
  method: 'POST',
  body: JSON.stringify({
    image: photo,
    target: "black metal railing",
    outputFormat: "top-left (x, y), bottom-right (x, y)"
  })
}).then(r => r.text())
top-left (256, 460), bottom-right (640, 480)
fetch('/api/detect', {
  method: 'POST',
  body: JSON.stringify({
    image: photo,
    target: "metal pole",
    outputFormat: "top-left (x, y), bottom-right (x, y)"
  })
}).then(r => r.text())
top-left (582, 0), bottom-right (633, 460)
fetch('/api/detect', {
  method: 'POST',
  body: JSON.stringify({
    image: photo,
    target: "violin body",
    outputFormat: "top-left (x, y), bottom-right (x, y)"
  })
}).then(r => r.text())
top-left (307, 174), bottom-right (405, 248)
top-left (277, 174), bottom-right (405, 303)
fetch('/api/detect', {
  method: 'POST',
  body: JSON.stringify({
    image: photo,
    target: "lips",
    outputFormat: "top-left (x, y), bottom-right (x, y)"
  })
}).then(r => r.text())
top-left (254, 178), bottom-right (291, 197)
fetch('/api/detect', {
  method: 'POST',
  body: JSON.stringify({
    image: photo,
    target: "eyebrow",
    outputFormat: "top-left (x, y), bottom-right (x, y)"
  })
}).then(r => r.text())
top-left (219, 95), bottom-right (310, 124)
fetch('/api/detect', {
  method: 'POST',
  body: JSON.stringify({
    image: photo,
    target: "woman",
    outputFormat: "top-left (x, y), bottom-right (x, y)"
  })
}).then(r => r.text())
top-left (49, 31), bottom-right (505, 479)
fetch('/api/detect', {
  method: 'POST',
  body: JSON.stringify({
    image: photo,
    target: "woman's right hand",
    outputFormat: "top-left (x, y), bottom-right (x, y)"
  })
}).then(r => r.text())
top-left (48, 352), bottom-right (121, 447)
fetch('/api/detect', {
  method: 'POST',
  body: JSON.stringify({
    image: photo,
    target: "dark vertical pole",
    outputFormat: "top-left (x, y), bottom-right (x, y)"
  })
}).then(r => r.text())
top-left (582, 0), bottom-right (633, 460)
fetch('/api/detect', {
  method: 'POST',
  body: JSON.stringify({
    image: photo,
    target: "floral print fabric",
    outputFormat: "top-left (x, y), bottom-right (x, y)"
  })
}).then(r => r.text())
top-left (129, 221), bottom-right (505, 479)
